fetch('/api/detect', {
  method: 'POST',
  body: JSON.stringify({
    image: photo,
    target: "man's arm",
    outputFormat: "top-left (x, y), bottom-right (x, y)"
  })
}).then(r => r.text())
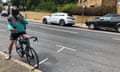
top-left (7, 24), bottom-right (16, 32)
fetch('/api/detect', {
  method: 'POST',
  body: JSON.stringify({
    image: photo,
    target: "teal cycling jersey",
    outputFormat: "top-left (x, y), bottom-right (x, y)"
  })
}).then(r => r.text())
top-left (8, 18), bottom-right (28, 32)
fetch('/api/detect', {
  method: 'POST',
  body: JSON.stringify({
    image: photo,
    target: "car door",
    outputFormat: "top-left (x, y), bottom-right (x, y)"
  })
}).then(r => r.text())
top-left (53, 13), bottom-right (60, 24)
top-left (49, 13), bottom-right (57, 23)
top-left (109, 15), bottom-right (120, 27)
top-left (99, 17), bottom-right (111, 27)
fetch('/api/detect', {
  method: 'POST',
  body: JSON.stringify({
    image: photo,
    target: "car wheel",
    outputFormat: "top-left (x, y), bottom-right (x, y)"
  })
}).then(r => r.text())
top-left (88, 24), bottom-right (95, 29)
top-left (117, 26), bottom-right (120, 32)
top-left (59, 20), bottom-right (65, 26)
top-left (42, 19), bottom-right (47, 24)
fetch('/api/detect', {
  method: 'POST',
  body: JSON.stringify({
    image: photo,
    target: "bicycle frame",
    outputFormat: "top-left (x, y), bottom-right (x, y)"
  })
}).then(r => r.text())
top-left (15, 35), bottom-right (39, 68)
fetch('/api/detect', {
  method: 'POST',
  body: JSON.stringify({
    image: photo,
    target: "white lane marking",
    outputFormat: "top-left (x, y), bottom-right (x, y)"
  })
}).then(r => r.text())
top-left (0, 29), bottom-right (6, 32)
top-left (30, 21), bottom-right (120, 35)
top-left (56, 45), bottom-right (76, 53)
top-left (39, 58), bottom-right (48, 65)
top-left (112, 38), bottom-right (120, 40)
top-left (79, 28), bottom-right (120, 35)
top-left (57, 47), bottom-right (65, 53)
top-left (39, 26), bottom-right (78, 34)
top-left (34, 58), bottom-right (48, 67)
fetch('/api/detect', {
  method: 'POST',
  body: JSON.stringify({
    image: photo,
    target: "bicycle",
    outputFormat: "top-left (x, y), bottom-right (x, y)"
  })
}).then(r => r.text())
top-left (15, 36), bottom-right (39, 68)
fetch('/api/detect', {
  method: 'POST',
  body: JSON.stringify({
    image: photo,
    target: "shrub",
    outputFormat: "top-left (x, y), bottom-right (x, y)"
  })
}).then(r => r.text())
top-left (28, 1), bottom-right (57, 12)
top-left (57, 3), bottom-right (76, 12)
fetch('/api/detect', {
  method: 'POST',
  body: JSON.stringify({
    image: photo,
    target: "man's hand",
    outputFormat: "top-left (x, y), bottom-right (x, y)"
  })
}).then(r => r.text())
top-left (17, 14), bottom-right (24, 22)
top-left (10, 28), bottom-right (16, 33)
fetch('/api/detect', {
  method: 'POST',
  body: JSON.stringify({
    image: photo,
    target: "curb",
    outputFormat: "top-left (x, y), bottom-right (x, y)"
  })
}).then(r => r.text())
top-left (29, 19), bottom-right (88, 28)
top-left (0, 51), bottom-right (42, 72)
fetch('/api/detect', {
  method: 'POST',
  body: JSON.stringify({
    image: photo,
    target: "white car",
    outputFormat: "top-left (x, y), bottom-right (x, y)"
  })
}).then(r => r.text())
top-left (41, 12), bottom-right (75, 26)
top-left (1, 10), bottom-right (8, 16)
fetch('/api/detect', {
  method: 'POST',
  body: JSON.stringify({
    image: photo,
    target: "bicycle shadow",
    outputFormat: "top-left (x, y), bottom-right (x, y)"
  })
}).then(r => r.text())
top-left (38, 52), bottom-right (58, 72)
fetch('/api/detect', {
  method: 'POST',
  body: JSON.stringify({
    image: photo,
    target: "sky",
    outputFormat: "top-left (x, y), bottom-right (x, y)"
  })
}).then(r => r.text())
top-left (2, 0), bottom-right (7, 3)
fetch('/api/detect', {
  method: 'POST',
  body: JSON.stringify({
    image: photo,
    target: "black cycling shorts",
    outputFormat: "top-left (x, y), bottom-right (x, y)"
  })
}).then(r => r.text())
top-left (10, 31), bottom-right (26, 40)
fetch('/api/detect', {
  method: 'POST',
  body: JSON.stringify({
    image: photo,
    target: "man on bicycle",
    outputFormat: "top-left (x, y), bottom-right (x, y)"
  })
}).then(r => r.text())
top-left (6, 7), bottom-right (29, 60)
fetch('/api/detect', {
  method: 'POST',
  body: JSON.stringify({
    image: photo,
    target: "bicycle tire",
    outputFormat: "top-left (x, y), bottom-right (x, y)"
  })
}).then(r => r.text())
top-left (15, 39), bottom-right (24, 57)
top-left (26, 47), bottom-right (39, 68)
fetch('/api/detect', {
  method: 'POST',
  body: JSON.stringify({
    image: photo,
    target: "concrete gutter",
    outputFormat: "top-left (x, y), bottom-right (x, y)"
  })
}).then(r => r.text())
top-left (28, 19), bottom-right (88, 28)
top-left (0, 51), bottom-right (42, 72)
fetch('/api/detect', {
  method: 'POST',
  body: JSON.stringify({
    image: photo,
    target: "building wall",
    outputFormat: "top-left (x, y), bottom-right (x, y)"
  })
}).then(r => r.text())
top-left (79, 0), bottom-right (116, 8)
top-left (84, 0), bottom-right (102, 7)
top-left (117, 4), bottom-right (120, 14)
top-left (102, 0), bottom-right (116, 7)
top-left (79, 0), bottom-right (102, 7)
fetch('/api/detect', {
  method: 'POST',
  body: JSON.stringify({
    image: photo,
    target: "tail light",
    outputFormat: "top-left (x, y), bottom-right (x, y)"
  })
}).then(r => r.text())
top-left (67, 16), bottom-right (75, 20)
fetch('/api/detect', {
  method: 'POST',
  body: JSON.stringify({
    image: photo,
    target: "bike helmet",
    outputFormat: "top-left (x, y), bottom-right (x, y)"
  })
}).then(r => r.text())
top-left (11, 6), bottom-right (19, 17)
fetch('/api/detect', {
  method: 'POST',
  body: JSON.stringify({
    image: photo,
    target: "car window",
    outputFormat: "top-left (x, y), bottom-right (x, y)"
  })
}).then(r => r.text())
top-left (103, 14), bottom-right (112, 17)
top-left (68, 13), bottom-right (73, 16)
top-left (112, 15), bottom-right (119, 17)
top-left (51, 13), bottom-right (57, 16)
top-left (57, 14), bottom-right (65, 16)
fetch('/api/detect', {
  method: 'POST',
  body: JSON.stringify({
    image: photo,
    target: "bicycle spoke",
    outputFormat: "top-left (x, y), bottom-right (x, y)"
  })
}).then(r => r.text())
top-left (26, 48), bottom-right (39, 68)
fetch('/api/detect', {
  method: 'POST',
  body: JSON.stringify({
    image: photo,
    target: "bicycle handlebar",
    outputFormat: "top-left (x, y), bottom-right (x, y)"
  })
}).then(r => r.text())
top-left (30, 36), bottom-right (38, 42)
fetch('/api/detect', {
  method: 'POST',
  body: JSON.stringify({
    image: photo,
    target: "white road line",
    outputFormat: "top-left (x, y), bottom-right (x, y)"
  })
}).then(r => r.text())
top-left (39, 26), bottom-right (78, 34)
top-left (34, 58), bottom-right (48, 67)
top-left (57, 47), bottom-right (65, 53)
top-left (30, 21), bottom-right (120, 35)
top-left (0, 29), bottom-right (6, 32)
top-left (56, 45), bottom-right (76, 53)
top-left (79, 28), bottom-right (120, 35)
top-left (112, 38), bottom-right (120, 40)
top-left (39, 58), bottom-right (48, 65)
top-left (64, 47), bottom-right (76, 51)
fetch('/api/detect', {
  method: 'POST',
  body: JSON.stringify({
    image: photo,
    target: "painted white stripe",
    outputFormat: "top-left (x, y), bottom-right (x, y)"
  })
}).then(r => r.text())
top-left (34, 58), bottom-right (48, 68)
top-left (56, 45), bottom-right (76, 53)
top-left (64, 47), bottom-right (76, 52)
top-left (40, 26), bottom-right (78, 34)
top-left (57, 47), bottom-right (65, 53)
top-left (0, 29), bottom-right (6, 32)
top-left (38, 58), bottom-right (48, 65)
top-left (112, 38), bottom-right (120, 40)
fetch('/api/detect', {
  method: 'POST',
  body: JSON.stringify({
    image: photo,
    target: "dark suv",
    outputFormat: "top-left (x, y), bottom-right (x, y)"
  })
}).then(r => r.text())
top-left (85, 14), bottom-right (120, 32)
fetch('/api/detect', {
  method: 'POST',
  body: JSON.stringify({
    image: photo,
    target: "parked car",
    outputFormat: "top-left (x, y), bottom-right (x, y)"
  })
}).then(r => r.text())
top-left (1, 10), bottom-right (8, 17)
top-left (41, 12), bottom-right (75, 26)
top-left (85, 14), bottom-right (120, 32)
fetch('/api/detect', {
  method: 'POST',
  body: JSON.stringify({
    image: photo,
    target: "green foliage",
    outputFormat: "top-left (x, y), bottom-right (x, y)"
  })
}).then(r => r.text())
top-left (57, 3), bottom-right (76, 12)
top-left (11, 0), bottom-right (76, 12)
top-left (36, 1), bottom-right (57, 12)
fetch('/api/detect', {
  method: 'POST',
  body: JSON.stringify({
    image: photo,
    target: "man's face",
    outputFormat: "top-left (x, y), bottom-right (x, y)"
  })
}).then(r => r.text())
top-left (17, 15), bottom-right (23, 21)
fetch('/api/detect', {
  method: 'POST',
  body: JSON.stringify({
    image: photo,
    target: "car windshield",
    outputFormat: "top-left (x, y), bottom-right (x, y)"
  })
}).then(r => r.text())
top-left (103, 14), bottom-right (112, 17)
top-left (103, 14), bottom-right (118, 17)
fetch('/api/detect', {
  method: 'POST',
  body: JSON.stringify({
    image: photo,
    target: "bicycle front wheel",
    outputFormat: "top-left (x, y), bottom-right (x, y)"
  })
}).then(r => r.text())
top-left (26, 47), bottom-right (39, 68)
top-left (15, 40), bottom-right (24, 57)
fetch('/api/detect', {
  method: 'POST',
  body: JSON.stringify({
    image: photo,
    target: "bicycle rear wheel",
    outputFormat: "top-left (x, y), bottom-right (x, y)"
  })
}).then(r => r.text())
top-left (26, 47), bottom-right (39, 68)
top-left (15, 40), bottom-right (24, 57)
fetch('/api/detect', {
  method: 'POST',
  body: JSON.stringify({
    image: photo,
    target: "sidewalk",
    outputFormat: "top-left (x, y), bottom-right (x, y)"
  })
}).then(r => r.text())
top-left (0, 51), bottom-right (42, 72)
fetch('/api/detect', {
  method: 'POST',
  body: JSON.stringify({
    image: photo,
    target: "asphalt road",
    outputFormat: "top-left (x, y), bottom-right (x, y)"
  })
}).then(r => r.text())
top-left (0, 16), bottom-right (120, 72)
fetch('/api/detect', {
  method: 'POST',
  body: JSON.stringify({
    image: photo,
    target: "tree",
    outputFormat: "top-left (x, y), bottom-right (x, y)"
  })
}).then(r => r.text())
top-left (11, 0), bottom-right (76, 12)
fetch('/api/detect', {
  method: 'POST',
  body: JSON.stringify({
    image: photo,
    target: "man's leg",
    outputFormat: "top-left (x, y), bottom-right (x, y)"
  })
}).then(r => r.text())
top-left (6, 33), bottom-right (18, 60)
top-left (6, 40), bottom-right (14, 60)
top-left (8, 40), bottom-right (14, 54)
top-left (22, 34), bottom-right (30, 51)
